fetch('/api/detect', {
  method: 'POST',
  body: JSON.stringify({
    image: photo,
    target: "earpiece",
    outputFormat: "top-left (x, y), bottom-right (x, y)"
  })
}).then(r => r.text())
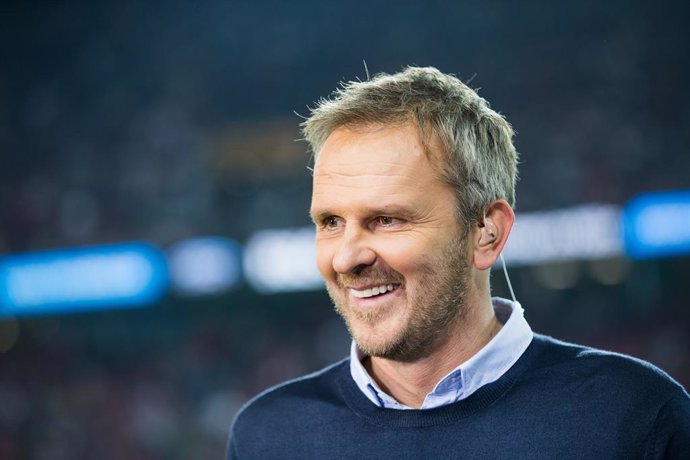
top-left (478, 221), bottom-right (497, 245)
top-left (478, 206), bottom-right (518, 304)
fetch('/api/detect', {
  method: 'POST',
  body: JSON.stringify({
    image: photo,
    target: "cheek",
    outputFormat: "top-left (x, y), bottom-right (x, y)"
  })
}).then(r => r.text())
top-left (315, 240), bottom-right (335, 278)
top-left (376, 237), bottom-right (429, 272)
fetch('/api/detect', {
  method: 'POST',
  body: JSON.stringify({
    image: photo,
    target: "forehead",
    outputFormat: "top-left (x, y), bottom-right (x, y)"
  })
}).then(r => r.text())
top-left (310, 123), bottom-right (451, 212)
top-left (313, 123), bottom-right (431, 177)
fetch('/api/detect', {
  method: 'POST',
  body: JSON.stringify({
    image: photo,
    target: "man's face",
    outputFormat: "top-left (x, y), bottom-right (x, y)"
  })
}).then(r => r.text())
top-left (310, 123), bottom-right (472, 362)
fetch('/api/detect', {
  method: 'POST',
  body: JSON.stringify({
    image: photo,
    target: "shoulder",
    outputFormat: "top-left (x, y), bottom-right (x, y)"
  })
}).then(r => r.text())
top-left (527, 333), bottom-right (689, 406)
top-left (233, 358), bottom-right (349, 424)
top-left (514, 334), bottom-right (690, 455)
top-left (227, 358), bottom-right (350, 457)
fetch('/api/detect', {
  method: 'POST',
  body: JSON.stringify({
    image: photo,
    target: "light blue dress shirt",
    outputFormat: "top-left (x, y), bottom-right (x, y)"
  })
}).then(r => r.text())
top-left (349, 297), bottom-right (534, 409)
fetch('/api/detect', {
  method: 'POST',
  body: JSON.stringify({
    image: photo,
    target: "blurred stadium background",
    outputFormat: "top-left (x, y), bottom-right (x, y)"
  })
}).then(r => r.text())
top-left (1, 1), bottom-right (689, 458)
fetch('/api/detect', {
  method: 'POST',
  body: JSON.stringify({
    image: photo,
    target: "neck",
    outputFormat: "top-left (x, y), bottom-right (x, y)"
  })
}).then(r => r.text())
top-left (365, 297), bottom-right (501, 409)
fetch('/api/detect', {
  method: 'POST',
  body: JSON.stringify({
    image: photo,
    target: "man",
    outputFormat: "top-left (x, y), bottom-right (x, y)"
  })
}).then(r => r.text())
top-left (227, 67), bottom-right (690, 458)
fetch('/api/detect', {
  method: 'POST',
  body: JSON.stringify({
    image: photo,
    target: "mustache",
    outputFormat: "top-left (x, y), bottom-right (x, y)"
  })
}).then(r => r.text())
top-left (337, 267), bottom-right (405, 288)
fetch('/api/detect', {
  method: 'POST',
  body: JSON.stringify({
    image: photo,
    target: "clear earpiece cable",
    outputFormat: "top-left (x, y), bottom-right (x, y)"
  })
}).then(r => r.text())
top-left (500, 253), bottom-right (517, 303)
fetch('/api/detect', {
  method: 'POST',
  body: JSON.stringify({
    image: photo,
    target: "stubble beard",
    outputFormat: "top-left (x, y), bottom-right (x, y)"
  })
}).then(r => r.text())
top-left (327, 231), bottom-right (470, 363)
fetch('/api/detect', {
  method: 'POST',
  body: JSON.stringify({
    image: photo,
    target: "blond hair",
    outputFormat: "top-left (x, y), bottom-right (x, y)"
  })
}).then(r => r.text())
top-left (302, 66), bottom-right (518, 224)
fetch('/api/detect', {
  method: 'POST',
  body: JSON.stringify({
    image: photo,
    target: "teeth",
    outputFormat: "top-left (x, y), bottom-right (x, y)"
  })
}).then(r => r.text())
top-left (351, 284), bottom-right (397, 299)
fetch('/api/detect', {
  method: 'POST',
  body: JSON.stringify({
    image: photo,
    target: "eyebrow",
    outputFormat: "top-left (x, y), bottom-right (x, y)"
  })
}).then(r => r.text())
top-left (309, 209), bottom-right (328, 224)
top-left (309, 205), bottom-right (417, 223)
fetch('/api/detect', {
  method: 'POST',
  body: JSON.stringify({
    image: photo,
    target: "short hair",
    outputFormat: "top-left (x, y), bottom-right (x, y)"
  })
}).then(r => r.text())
top-left (301, 66), bottom-right (518, 225)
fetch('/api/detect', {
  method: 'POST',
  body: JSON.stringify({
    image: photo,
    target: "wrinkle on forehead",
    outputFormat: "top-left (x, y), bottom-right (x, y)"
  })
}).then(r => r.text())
top-left (313, 169), bottom-right (418, 186)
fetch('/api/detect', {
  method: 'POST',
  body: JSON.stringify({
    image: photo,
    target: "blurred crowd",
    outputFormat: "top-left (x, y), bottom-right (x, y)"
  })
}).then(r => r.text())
top-left (2, 2), bottom-right (689, 255)
top-left (1, 1), bottom-right (689, 458)
top-left (0, 296), bottom-right (352, 459)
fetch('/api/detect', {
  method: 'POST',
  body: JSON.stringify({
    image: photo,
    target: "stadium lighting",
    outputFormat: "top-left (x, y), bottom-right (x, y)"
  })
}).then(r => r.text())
top-left (0, 243), bottom-right (168, 316)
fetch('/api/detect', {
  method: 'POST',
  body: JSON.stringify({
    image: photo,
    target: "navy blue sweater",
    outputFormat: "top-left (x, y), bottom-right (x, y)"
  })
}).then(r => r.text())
top-left (228, 334), bottom-right (690, 459)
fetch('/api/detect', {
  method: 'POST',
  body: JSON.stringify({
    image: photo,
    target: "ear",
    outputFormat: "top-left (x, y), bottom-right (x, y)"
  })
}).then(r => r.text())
top-left (472, 199), bottom-right (515, 271)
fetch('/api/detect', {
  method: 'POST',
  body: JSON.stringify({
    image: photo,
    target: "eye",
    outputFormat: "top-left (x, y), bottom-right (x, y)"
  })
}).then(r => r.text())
top-left (376, 216), bottom-right (397, 226)
top-left (322, 216), bottom-right (341, 229)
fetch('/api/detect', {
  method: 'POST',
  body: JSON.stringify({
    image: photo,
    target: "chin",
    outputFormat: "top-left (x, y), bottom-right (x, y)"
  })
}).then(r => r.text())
top-left (347, 317), bottom-right (409, 359)
top-left (328, 285), bottom-right (416, 359)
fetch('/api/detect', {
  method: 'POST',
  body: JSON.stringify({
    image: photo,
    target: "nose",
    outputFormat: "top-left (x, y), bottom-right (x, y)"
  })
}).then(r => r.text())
top-left (331, 227), bottom-right (376, 274)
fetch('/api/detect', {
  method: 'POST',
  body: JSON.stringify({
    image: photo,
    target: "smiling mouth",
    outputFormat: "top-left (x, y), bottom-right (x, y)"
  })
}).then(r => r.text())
top-left (350, 284), bottom-right (400, 299)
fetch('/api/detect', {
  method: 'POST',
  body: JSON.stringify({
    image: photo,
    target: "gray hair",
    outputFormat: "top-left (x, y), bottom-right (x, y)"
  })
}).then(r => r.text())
top-left (301, 66), bottom-right (518, 225)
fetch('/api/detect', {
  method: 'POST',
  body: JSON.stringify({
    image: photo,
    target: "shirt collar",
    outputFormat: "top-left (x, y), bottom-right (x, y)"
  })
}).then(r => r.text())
top-left (349, 297), bottom-right (534, 410)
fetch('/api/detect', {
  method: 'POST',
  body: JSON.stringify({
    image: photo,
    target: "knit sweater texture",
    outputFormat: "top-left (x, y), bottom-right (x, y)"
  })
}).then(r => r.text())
top-left (227, 334), bottom-right (690, 459)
